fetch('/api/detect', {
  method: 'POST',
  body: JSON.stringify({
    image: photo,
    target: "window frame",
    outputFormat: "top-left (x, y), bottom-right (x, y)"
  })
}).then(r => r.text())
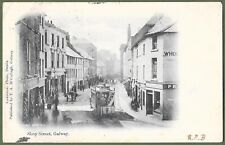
top-left (152, 58), bottom-right (157, 79)
top-left (152, 36), bottom-right (157, 50)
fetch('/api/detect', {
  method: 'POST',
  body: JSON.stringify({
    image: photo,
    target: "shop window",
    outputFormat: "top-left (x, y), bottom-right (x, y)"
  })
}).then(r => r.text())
top-left (152, 36), bottom-right (157, 50)
top-left (152, 58), bottom-right (157, 79)
top-left (154, 91), bottom-right (160, 113)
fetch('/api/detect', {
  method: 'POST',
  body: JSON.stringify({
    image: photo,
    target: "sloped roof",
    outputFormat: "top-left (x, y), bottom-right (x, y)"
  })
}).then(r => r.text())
top-left (75, 46), bottom-right (94, 60)
top-left (164, 23), bottom-right (177, 32)
top-left (45, 21), bottom-right (69, 35)
top-left (147, 15), bottom-right (176, 35)
top-left (132, 14), bottom-right (176, 49)
top-left (66, 44), bottom-right (82, 58)
top-left (67, 42), bottom-right (82, 55)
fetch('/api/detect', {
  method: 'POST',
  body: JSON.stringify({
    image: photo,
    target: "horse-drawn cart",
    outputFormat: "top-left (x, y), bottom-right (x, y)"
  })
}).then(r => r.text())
top-left (91, 84), bottom-right (115, 116)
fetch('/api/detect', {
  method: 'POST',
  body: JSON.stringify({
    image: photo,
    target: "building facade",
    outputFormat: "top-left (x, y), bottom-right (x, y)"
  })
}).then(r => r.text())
top-left (124, 15), bottom-right (178, 120)
top-left (17, 14), bottom-right (46, 123)
top-left (65, 42), bottom-right (84, 93)
top-left (43, 19), bottom-right (67, 105)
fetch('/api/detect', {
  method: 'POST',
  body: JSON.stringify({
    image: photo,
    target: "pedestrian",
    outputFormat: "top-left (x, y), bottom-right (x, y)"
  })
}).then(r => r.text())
top-left (54, 97), bottom-right (59, 110)
top-left (82, 84), bottom-right (85, 92)
top-left (65, 93), bottom-right (68, 102)
top-left (89, 95), bottom-right (92, 108)
top-left (41, 96), bottom-right (45, 113)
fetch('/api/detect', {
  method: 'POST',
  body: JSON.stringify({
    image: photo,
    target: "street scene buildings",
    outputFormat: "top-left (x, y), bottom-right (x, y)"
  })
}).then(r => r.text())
top-left (121, 14), bottom-right (178, 120)
top-left (17, 13), bottom-right (177, 127)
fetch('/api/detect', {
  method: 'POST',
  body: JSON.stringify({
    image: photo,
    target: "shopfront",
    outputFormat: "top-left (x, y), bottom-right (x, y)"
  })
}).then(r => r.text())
top-left (145, 82), bottom-right (177, 120)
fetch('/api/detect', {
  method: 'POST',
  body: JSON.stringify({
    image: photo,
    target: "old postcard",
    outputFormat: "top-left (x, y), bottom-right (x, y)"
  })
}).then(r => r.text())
top-left (2, 2), bottom-right (223, 143)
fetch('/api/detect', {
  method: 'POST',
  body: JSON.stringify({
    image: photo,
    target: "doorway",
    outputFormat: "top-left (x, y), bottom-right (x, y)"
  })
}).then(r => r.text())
top-left (146, 91), bottom-right (153, 115)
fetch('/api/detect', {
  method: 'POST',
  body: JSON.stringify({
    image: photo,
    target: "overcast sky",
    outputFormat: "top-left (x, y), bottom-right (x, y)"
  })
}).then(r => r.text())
top-left (12, 2), bottom-right (180, 58)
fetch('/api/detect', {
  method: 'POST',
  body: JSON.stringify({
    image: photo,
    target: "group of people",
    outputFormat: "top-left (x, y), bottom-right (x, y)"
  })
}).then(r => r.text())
top-left (46, 88), bottom-right (59, 110)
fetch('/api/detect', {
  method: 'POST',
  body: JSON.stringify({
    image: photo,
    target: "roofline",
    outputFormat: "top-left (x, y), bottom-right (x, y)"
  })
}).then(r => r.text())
top-left (16, 20), bottom-right (40, 35)
top-left (131, 23), bottom-right (177, 49)
top-left (45, 22), bottom-right (69, 35)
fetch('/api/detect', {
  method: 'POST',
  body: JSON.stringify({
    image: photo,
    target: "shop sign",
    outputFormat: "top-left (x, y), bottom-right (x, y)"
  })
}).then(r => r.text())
top-left (163, 51), bottom-right (177, 57)
top-left (163, 84), bottom-right (177, 89)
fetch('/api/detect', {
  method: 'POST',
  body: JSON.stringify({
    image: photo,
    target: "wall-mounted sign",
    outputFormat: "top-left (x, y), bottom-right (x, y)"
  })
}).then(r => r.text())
top-left (163, 51), bottom-right (177, 57)
top-left (163, 84), bottom-right (177, 89)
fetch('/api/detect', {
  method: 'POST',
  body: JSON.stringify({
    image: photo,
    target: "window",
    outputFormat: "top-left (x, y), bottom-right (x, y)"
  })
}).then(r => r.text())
top-left (42, 59), bottom-right (44, 77)
top-left (152, 58), bottom-right (157, 79)
top-left (143, 44), bottom-right (145, 55)
top-left (39, 59), bottom-right (41, 77)
top-left (41, 16), bottom-right (44, 27)
top-left (26, 41), bottom-right (30, 74)
top-left (51, 33), bottom-right (54, 46)
top-left (136, 49), bottom-right (138, 58)
top-left (62, 38), bottom-right (64, 48)
top-left (45, 52), bottom-right (47, 68)
top-left (51, 52), bottom-right (54, 68)
top-left (41, 35), bottom-right (44, 51)
top-left (62, 55), bottom-right (64, 68)
top-left (45, 31), bottom-right (48, 44)
top-left (143, 91), bottom-right (145, 106)
top-left (143, 65), bottom-right (145, 80)
top-left (154, 91), bottom-right (160, 113)
top-left (152, 36), bottom-right (157, 50)
top-left (76, 69), bottom-right (77, 78)
top-left (57, 36), bottom-right (59, 47)
top-left (57, 53), bottom-right (59, 68)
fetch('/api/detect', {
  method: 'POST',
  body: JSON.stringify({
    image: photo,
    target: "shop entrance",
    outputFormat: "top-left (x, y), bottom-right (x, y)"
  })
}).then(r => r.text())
top-left (146, 91), bottom-right (153, 115)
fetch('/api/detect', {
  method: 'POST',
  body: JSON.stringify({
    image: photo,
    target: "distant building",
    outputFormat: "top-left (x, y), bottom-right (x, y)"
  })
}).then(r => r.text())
top-left (97, 60), bottom-right (106, 77)
top-left (65, 41), bottom-right (83, 93)
top-left (71, 38), bottom-right (97, 80)
top-left (75, 46), bottom-right (94, 89)
top-left (120, 44), bottom-right (126, 81)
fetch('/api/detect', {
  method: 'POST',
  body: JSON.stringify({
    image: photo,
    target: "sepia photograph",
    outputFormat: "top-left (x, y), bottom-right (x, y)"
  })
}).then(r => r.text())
top-left (2, 2), bottom-right (223, 143)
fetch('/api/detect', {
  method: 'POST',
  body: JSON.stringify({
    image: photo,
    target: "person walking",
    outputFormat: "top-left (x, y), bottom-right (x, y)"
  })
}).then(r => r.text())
top-left (54, 94), bottom-right (59, 110)
top-left (89, 94), bottom-right (92, 108)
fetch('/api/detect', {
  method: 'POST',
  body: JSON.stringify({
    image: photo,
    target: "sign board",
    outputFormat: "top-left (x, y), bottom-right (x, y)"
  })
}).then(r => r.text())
top-left (163, 84), bottom-right (177, 89)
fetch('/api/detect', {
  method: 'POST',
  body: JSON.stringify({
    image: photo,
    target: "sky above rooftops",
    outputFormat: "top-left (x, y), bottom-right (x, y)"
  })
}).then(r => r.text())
top-left (12, 2), bottom-right (180, 57)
